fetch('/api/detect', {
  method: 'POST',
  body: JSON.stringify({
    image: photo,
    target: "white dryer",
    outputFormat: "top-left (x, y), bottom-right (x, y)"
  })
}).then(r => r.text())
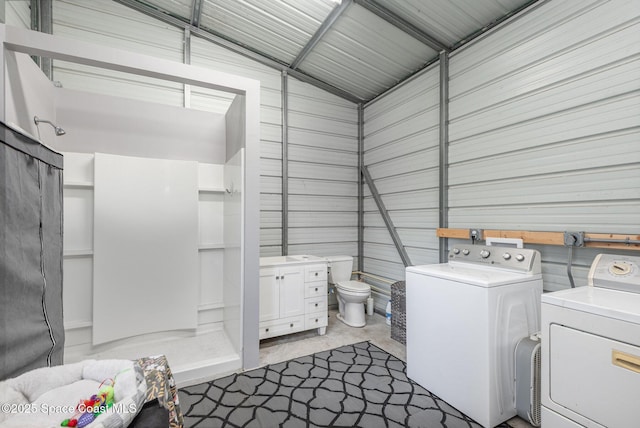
top-left (406, 246), bottom-right (543, 428)
top-left (541, 254), bottom-right (640, 427)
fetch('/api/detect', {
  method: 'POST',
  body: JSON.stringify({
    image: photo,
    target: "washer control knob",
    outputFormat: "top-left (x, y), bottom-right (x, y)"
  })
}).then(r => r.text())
top-left (480, 249), bottom-right (491, 258)
top-left (503, 253), bottom-right (511, 260)
top-left (462, 249), bottom-right (470, 255)
top-left (453, 248), bottom-right (460, 254)
top-left (515, 254), bottom-right (525, 262)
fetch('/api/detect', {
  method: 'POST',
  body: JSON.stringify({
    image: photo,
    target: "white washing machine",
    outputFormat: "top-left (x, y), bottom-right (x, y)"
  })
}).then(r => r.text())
top-left (406, 246), bottom-right (543, 428)
top-left (541, 254), bottom-right (640, 427)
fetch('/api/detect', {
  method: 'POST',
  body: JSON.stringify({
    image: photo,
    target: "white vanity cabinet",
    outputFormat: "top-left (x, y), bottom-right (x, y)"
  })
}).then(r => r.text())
top-left (259, 256), bottom-right (328, 340)
top-left (259, 266), bottom-right (305, 321)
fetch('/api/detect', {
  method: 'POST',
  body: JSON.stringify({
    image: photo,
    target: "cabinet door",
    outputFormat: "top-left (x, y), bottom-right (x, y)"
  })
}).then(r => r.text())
top-left (279, 266), bottom-right (305, 318)
top-left (259, 268), bottom-right (279, 322)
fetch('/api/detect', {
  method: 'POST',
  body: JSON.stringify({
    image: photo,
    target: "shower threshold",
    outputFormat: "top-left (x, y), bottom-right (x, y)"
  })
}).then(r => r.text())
top-left (64, 326), bottom-right (240, 387)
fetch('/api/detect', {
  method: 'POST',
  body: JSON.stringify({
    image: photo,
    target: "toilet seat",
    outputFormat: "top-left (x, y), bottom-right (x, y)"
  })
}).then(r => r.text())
top-left (336, 280), bottom-right (370, 293)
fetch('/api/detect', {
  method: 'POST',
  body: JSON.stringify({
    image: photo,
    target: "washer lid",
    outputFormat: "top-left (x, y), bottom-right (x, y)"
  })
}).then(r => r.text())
top-left (337, 280), bottom-right (370, 292)
top-left (406, 263), bottom-right (541, 287)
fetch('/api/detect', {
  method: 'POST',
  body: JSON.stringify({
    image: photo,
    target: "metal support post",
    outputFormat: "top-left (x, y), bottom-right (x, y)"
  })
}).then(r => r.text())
top-left (281, 71), bottom-right (289, 256)
top-left (183, 27), bottom-right (191, 108)
top-left (438, 51), bottom-right (449, 263)
top-left (358, 104), bottom-right (364, 272)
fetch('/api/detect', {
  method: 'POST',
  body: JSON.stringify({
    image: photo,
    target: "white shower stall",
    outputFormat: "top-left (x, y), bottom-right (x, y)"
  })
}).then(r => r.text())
top-left (1, 24), bottom-right (261, 386)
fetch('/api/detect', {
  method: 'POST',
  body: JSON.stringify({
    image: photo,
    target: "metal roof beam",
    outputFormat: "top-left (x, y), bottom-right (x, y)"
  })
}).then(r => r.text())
top-left (353, 0), bottom-right (448, 52)
top-left (290, 0), bottom-right (351, 69)
top-left (190, 0), bottom-right (203, 27)
top-left (114, 0), bottom-right (363, 104)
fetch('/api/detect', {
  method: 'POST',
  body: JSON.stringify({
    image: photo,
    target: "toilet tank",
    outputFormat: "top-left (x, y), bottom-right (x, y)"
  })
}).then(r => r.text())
top-left (325, 255), bottom-right (353, 284)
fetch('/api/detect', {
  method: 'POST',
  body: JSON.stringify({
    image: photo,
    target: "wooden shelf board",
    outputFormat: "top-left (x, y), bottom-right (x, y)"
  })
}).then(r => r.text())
top-left (437, 228), bottom-right (640, 251)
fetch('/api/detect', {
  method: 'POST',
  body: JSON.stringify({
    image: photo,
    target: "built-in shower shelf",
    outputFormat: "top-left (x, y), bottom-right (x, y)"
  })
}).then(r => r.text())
top-left (198, 187), bottom-right (225, 193)
top-left (64, 181), bottom-right (94, 188)
top-left (199, 243), bottom-right (225, 250)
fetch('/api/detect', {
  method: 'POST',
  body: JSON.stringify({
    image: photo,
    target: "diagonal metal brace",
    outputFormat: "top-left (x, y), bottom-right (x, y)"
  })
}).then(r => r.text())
top-left (361, 166), bottom-right (412, 267)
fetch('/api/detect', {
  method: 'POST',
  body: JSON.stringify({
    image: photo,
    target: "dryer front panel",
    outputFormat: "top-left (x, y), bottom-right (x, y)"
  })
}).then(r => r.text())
top-left (549, 323), bottom-right (640, 427)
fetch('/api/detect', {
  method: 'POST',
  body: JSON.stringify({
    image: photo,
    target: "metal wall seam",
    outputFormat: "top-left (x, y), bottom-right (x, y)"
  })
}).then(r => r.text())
top-left (282, 70), bottom-right (289, 256)
top-left (438, 51), bottom-right (449, 263)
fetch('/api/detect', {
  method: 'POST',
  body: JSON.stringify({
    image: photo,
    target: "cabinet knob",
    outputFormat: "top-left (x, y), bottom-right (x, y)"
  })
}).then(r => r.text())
top-left (266, 328), bottom-right (269, 332)
top-left (281, 275), bottom-right (285, 279)
top-left (315, 287), bottom-right (318, 291)
top-left (315, 303), bottom-right (318, 307)
top-left (315, 272), bottom-right (318, 276)
top-left (290, 323), bottom-right (293, 328)
top-left (315, 318), bottom-right (318, 323)
top-left (275, 276), bottom-right (280, 280)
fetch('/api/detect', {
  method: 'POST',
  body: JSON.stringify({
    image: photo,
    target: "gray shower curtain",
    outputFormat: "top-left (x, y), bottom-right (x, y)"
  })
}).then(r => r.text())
top-left (0, 122), bottom-right (64, 380)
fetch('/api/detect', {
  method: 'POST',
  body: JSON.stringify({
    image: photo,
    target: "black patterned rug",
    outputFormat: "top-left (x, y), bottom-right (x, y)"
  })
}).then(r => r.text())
top-left (179, 342), bottom-right (512, 428)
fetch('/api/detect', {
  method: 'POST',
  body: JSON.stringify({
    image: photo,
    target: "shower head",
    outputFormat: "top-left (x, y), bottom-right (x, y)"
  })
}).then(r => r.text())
top-left (34, 116), bottom-right (66, 136)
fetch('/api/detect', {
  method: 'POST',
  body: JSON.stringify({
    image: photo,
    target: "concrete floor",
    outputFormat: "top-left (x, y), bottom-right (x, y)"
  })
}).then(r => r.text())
top-left (259, 308), bottom-right (533, 428)
top-left (259, 308), bottom-right (405, 367)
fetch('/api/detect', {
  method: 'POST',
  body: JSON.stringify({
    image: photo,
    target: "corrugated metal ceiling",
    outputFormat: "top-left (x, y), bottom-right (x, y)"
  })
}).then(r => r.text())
top-left (116, 0), bottom-right (537, 103)
top-left (300, 4), bottom-right (437, 100)
top-left (199, 0), bottom-right (336, 65)
top-left (380, 0), bottom-right (534, 47)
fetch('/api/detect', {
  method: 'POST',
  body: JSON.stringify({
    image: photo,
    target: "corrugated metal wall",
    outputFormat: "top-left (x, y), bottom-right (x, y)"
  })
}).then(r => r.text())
top-left (190, 38), bottom-right (285, 256)
top-left (287, 77), bottom-right (359, 259)
top-left (5, 1), bottom-right (31, 28)
top-left (448, 0), bottom-right (640, 291)
top-left (44, 0), bottom-right (359, 259)
top-left (52, 0), bottom-right (183, 106)
top-left (13, 0), bottom-right (640, 297)
top-left (362, 67), bottom-right (441, 302)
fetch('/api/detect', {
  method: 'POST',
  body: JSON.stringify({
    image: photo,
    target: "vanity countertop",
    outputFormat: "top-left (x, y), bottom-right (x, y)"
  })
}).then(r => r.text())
top-left (260, 254), bottom-right (326, 267)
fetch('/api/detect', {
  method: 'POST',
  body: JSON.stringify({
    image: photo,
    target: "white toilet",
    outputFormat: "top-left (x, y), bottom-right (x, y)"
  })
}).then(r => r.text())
top-left (325, 255), bottom-right (371, 328)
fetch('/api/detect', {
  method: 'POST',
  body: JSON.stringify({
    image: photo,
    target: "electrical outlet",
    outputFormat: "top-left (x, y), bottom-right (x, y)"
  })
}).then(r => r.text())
top-left (563, 231), bottom-right (585, 247)
top-left (469, 229), bottom-right (483, 241)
